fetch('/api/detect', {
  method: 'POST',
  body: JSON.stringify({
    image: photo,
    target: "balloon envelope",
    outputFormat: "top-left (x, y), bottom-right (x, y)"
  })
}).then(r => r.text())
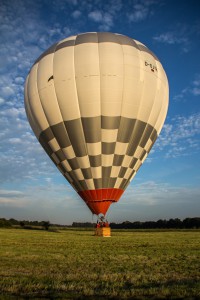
top-left (24, 32), bottom-right (169, 216)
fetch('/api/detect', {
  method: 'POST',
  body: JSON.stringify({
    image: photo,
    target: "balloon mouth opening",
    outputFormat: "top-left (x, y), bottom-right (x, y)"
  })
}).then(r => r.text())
top-left (98, 213), bottom-right (105, 217)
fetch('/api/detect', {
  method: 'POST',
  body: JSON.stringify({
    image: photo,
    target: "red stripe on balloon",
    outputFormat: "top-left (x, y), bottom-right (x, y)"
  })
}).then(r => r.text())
top-left (78, 188), bottom-right (124, 215)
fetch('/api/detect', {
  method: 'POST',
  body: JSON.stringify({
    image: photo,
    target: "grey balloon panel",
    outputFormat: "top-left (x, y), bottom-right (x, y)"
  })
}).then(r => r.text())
top-left (56, 40), bottom-right (75, 51)
top-left (101, 116), bottom-right (121, 129)
top-left (32, 32), bottom-right (160, 67)
top-left (81, 117), bottom-right (101, 143)
top-left (39, 117), bottom-right (157, 146)
top-left (67, 157), bottom-right (80, 170)
top-left (89, 155), bottom-right (101, 167)
top-left (34, 43), bottom-right (58, 65)
top-left (38, 117), bottom-right (157, 191)
top-left (51, 123), bottom-right (71, 148)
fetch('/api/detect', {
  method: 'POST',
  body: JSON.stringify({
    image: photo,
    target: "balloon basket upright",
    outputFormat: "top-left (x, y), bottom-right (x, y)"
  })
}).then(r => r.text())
top-left (95, 227), bottom-right (111, 237)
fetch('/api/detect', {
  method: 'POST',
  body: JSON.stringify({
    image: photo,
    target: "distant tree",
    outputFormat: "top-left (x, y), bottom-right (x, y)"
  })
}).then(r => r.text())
top-left (122, 221), bottom-right (132, 229)
top-left (19, 221), bottom-right (25, 228)
top-left (143, 221), bottom-right (156, 229)
top-left (156, 219), bottom-right (167, 228)
top-left (167, 218), bottom-right (182, 228)
top-left (0, 218), bottom-right (11, 227)
top-left (192, 218), bottom-right (200, 228)
top-left (132, 221), bottom-right (141, 229)
top-left (72, 222), bottom-right (94, 228)
top-left (32, 220), bottom-right (39, 226)
top-left (42, 221), bottom-right (50, 230)
top-left (183, 217), bottom-right (200, 229)
top-left (9, 218), bottom-right (19, 225)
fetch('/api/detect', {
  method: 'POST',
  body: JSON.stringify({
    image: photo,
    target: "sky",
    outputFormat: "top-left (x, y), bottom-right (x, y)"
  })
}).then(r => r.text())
top-left (0, 0), bottom-right (200, 225)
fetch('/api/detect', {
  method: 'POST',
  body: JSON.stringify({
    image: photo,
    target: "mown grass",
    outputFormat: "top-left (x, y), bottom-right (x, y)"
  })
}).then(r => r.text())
top-left (0, 228), bottom-right (199, 299)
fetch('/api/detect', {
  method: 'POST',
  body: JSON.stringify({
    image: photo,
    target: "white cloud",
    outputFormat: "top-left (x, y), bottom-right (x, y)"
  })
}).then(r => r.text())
top-left (127, 0), bottom-right (157, 23)
top-left (45, 177), bottom-right (52, 183)
top-left (14, 77), bottom-right (24, 84)
top-left (0, 198), bottom-right (26, 206)
top-left (155, 113), bottom-right (200, 158)
top-left (125, 181), bottom-right (169, 205)
top-left (88, 10), bottom-right (102, 22)
top-left (0, 189), bottom-right (26, 207)
top-left (173, 87), bottom-right (189, 102)
top-left (0, 107), bottom-right (25, 118)
top-left (1, 179), bottom-right (200, 224)
top-left (191, 75), bottom-right (200, 95)
top-left (153, 32), bottom-right (190, 53)
top-left (0, 97), bottom-right (5, 105)
top-left (0, 0), bottom-right (75, 91)
top-left (8, 138), bottom-right (22, 144)
top-left (192, 88), bottom-right (200, 95)
top-left (153, 22), bottom-right (198, 53)
top-left (88, 10), bottom-right (113, 30)
top-left (0, 182), bottom-right (91, 224)
top-left (128, 4), bottom-right (149, 22)
top-left (109, 181), bottom-right (200, 222)
top-left (72, 10), bottom-right (81, 19)
top-left (87, 0), bottom-right (156, 30)
top-left (1, 86), bottom-right (15, 97)
top-left (0, 100), bottom-right (57, 183)
top-left (193, 78), bottom-right (200, 86)
top-left (154, 32), bottom-right (185, 45)
top-left (174, 74), bottom-right (200, 100)
top-left (0, 190), bottom-right (24, 197)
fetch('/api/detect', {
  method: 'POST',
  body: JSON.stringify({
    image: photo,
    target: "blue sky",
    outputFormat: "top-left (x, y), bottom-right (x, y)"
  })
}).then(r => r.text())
top-left (0, 0), bottom-right (200, 225)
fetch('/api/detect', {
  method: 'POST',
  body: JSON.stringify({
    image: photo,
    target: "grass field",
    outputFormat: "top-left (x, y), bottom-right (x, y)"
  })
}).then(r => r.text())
top-left (0, 228), bottom-right (199, 299)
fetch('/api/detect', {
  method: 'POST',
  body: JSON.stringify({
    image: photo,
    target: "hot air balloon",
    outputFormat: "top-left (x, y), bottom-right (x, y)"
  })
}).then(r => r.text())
top-left (24, 32), bottom-right (169, 218)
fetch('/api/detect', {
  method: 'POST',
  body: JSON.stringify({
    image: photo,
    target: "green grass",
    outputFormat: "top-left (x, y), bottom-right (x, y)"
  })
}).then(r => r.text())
top-left (0, 228), bottom-right (199, 299)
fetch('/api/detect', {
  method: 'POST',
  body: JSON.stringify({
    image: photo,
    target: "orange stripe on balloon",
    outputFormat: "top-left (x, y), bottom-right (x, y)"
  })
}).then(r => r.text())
top-left (78, 188), bottom-right (124, 215)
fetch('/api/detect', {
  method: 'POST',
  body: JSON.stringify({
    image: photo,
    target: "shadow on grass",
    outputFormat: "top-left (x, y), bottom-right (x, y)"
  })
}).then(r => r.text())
top-left (1, 294), bottom-right (199, 300)
top-left (1, 278), bottom-right (199, 300)
top-left (137, 278), bottom-right (199, 290)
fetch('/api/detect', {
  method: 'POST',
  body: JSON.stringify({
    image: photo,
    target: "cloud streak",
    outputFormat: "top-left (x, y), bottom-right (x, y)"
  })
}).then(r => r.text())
top-left (155, 113), bottom-right (200, 158)
top-left (88, 11), bottom-right (113, 31)
top-left (0, 105), bottom-right (57, 183)
top-left (152, 21), bottom-right (200, 53)
top-left (127, 1), bottom-right (156, 23)
top-left (107, 180), bottom-right (200, 222)
top-left (1, 180), bottom-right (199, 224)
top-left (154, 32), bottom-right (190, 53)
top-left (174, 74), bottom-right (200, 101)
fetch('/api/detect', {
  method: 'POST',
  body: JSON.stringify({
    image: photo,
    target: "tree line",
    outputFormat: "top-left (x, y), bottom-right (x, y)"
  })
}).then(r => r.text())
top-left (110, 218), bottom-right (200, 229)
top-left (0, 218), bottom-right (51, 230)
top-left (71, 218), bottom-right (200, 229)
top-left (0, 217), bottom-right (199, 229)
